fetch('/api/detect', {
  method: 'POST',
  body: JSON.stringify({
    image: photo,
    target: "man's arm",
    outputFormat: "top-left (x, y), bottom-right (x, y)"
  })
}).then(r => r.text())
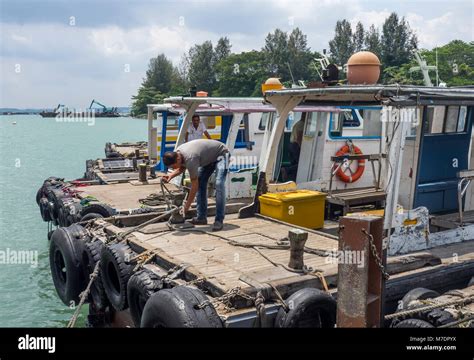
top-left (204, 130), bottom-right (211, 139)
top-left (162, 167), bottom-right (184, 182)
top-left (184, 177), bottom-right (198, 212)
top-left (185, 131), bottom-right (189, 142)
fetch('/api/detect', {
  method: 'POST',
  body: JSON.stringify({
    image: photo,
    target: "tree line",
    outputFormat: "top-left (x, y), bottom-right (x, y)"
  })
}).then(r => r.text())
top-left (131, 12), bottom-right (474, 115)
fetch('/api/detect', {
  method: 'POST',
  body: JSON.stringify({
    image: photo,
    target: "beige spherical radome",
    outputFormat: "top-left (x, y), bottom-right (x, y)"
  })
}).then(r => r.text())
top-left (347, 51), bottom-right (381, 85)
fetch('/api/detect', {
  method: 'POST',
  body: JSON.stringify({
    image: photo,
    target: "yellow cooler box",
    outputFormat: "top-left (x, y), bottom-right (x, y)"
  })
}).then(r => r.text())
top-left (259, 190), bottom-right (326, 229)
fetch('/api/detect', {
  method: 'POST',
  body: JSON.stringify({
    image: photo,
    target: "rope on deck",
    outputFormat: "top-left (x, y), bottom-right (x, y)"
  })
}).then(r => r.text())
top-left (385, 295), bottom-right (474, 320)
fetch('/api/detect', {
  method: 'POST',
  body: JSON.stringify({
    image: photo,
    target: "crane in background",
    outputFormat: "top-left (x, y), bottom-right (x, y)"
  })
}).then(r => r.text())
top-left (88, 99), bottom-right (120, 117)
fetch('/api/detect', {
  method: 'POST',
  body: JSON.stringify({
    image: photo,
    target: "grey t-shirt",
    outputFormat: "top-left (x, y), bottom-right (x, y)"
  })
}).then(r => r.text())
top-left (177, 139), bottom-right (229, 179)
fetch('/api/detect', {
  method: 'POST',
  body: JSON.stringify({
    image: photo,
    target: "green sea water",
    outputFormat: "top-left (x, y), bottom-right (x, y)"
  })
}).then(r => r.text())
top-left (0, 115), bottom-right (146, 327)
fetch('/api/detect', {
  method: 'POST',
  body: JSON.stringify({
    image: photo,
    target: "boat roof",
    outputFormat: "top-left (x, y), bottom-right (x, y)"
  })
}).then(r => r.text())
top-left (264, 85), bottom-right (474, 107)
top-left (151, 96), bottom-right (339, 114)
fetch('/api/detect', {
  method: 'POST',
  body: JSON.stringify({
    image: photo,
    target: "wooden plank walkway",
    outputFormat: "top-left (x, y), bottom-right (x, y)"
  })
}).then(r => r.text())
top-left (124, 213), bottom-right (474, 306)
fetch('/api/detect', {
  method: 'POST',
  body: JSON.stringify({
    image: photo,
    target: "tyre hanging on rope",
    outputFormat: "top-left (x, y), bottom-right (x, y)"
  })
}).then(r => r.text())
top-left (398, 287), bottom-right (440, 311)
top-left (82, 240), bottom-right (109, 310)
top-left (127, 269), bottom-right (163, 327)
top-left (80, 203), bottom-right (116, 222)
top-left (100, 243), bottom-right (135, 311)
top-left (49, 224), bottom-right (90, 306)
top-left (141, 286), bottom-right (223, 328)
top-left (39, 197), bottom-right (52, 222)
top-left (334, 142), bottom-right (365, 183)
top-left (275, 288), bottom-right (337, 328)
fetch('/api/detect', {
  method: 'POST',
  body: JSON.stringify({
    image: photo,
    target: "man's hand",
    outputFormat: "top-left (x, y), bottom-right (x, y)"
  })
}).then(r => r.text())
top-left (162, 175), bottom-right (171, 183)
top-left (183, 200), bottom-right (192, 213)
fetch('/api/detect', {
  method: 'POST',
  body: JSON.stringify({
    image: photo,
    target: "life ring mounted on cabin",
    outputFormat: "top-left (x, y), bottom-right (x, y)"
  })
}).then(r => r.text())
top-left (334, 142), bottom-right (365, 183)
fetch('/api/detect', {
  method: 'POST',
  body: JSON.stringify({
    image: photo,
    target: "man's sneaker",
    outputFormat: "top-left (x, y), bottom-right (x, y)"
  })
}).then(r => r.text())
top-left (212, 221), bottom-right (223, 231)
top-left (190, 217), bottom-right (208, 225)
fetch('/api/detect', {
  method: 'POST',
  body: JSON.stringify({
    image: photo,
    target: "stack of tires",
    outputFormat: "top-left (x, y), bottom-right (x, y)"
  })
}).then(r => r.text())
top-left (49, 223), bottom-right (224, 328)
top-left (391, 287), bottom-right (454, 328)
top-left (49, 222), bottom-right (338, 328)
top-left (36, 177), bottom-right (116, 228)
top-left (105, 142), bottom-right (122, 158)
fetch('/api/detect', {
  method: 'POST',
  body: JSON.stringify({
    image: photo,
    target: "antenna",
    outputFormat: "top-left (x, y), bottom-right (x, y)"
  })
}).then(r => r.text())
top-left (287, 62), bottom-right (296, 86)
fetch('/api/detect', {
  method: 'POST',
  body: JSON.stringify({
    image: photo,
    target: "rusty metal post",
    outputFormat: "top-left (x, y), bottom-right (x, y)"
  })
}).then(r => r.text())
top-left (336, 214), bottom-right (385, 328)
top-left (288, 229), bottom-right (308, 270)
top-left (138, 163), bottom-right (148, 182)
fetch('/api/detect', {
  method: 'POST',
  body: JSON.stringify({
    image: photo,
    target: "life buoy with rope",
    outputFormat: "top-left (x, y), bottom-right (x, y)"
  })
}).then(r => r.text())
top-left (334, 142), bottom-right (365, 183)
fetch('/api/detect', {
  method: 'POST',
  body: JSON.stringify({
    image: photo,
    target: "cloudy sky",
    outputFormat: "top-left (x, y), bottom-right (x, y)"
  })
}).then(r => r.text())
top-left (1, 0), bottom-right (472, 108)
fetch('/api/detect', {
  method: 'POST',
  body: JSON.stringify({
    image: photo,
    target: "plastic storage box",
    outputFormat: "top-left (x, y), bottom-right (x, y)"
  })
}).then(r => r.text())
top-left (259, 190), bottom-right (326, 229)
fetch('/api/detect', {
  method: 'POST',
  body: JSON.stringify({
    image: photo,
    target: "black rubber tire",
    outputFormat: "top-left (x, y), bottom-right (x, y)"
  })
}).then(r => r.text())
top-left (468, 276), bottom-right (474, 287)
top-left (49, 224), bottom-right (90, 306)
top-left (275, 288), bottom-right (337, 328)
top-left (141, 286), bottom-right (223, 328)
top-left (80, 213), bottom-right (104, 222)
top-left (39, 197), bottom-right (52, 222)
top-left (399, 288), bottom-right (440, 310)
top-left (82, 240), bottom-right (109, 310)
top-left (101, 243), bottom-right (135, 311)
top-left (81, 203), bottom-right (116, 219)
top-left (47, 188), bottom-right (66, 223)
top-left (57, 206), bottom-right (68, 227)
top-left (127, 269), bottom-right (163, 327)
top-left (66, 202), bottom-right (83, 225)
top-left (36, 187), bottom-right (43, 205)
top-left (394, 318), bottom-right (434, 328)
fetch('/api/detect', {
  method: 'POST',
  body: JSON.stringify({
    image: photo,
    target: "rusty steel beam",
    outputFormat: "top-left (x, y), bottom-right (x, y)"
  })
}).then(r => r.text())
top-left (336, 214), bottom-right (385, 328)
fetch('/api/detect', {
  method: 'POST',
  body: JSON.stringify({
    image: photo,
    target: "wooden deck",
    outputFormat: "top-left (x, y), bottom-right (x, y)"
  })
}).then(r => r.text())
top-left (114, 213), bottom-right (474, 310)
top-left (75, 181), bottom-right (179, 210)
top-left (74, 180), bottom-right (252, 215)
top-left (128, 215), bottom-right (340, 300)
top-left (431, 210), bottom-right (474, 229)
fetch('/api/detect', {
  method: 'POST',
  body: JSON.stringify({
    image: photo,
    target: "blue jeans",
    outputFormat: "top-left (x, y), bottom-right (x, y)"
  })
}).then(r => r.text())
top-left (196, 157), bottom-right (228, 223)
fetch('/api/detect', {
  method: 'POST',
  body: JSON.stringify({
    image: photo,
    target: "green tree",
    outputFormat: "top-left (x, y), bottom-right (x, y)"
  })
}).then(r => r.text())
top-left (329, 20), bottom-right (355, 65)
top-left (380, 13), bottom-right (418, 67)
top-left (365, 25), bottom-right (381, 56)
top-left (215, 51), bottom-right (268, 97)
top-left (287, 27), bottom-right (313, 82)
top-left (187, 41), bottom-right (216, 93)
top-left (131, 86), bottom-right (166, 116)
top-left (142, 54), bottom-right (174, 93)
top-left (262, 27), bottom-right (313, 82)
top-left (263, 28), bottom-right (290, 79)
top-left (214, 37), bottom-right (232, 64)
top-left (353, 21), bottom-right (365, 52)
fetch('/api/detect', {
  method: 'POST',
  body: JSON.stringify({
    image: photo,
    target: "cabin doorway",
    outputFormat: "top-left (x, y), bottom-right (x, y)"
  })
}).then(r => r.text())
top-left (414, 106), bottom-right (472, 213)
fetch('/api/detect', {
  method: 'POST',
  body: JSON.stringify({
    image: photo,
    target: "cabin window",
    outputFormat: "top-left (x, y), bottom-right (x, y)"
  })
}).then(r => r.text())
top-left (304, 112), bottom-right (319, 137)
top-left (259, 112), bottom-right (271, 130)
top-left (329, 108), bottom-right (381, 138)
top-left (166, 114), bottom-right (180, 129)
top-left (445, 106), bottom-right (459, 133)
top-left (424, 106), bottom-right (467, 134)
top-left (458, 106), bottom-right (467, 132)
top-left (360, 109), bottom-right (382, 137)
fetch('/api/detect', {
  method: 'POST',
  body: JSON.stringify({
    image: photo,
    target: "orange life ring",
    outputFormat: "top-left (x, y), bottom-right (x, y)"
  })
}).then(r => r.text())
top-left (334, 144), bottom-right (365, 183)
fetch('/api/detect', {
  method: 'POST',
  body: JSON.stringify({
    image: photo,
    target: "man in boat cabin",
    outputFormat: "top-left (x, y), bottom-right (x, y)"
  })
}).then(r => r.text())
top-left (185, 114), bottom-right (211, 142)
top-left (162, 139), bottom-right (229, 231)
top-left (281, 113), bottom-right (306, 182)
